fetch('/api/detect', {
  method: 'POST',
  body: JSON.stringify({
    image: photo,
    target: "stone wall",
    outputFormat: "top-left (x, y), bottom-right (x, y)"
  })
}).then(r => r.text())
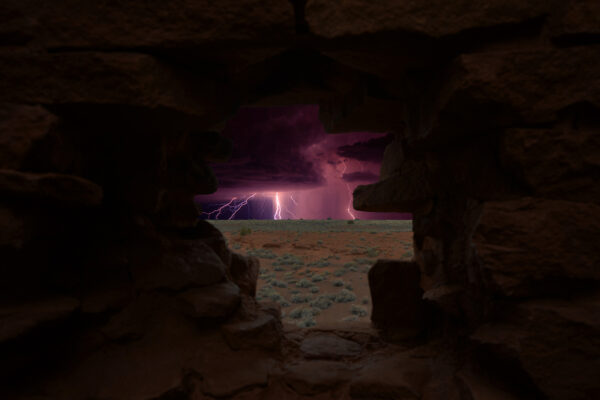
top-left (1, 1), bottom-right (598, 399)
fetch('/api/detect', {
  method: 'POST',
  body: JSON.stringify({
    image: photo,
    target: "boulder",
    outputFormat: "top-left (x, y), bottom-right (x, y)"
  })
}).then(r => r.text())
top-left (228, 252), bottom-right (260, 297)
top-left (429, 47), bottom-right (600, 142)
top-left (0, 104), bottom-right (57, 169)
top-left (132, 239), bottom-right (226, 292)
top-left (284, 360), bottom-right (354, 395)
top-left (0, 296), bottom-right (79, 343)
top-left (353, 160), bottom-right (433, 213)
top-left (306, 0), bottom-right (558, 39)
top-left (471, 295), bottom-right (600, 400)
top-left (178, 281), bottom-right (240, 319)
top-left (0, 169), bottom-right (103, 207)
top-left (501, 120), bottom-right (600, 204)
top-left (474, 197), bottom-right (600, 297)
top-left (350, 353), bottom-right (431, 399)
top-left (182, 220), bottom-right (232, 267)
top-left (368, 260), bottom-right (426, 337)
top-left (0, 0), bottom-right (294, 49)
top-left (546, 0), bottom-right (600, 41)
top-left (0, 51), bottom-right (221, 118)
top-left (455, 370), bottom-right (521, 400)
top-left (299, 334), bottom-right (361, 360)
top-left (221, 312), bottom-right (281, 351)
top-left (192, 351), bottom-right (277, 398)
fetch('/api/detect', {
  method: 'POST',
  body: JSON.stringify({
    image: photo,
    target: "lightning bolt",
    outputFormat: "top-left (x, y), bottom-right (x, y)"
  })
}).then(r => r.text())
top-left (274, 192), bottom-right (282, 220)
top-left (201, 197), bottom-right (237, 219)
top-left (339, 159), bottom-right (357, 220)
top-left (289, 194), bottom-right (298, 206)
top-left (228, 193), bottom-right (256, 219)
top-left (201, 194), bottom-right (256, 220)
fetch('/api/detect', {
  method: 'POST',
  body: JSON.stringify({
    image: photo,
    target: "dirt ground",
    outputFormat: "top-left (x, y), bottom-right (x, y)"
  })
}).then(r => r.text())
top-left (212, 220), bottom-right (413, 329)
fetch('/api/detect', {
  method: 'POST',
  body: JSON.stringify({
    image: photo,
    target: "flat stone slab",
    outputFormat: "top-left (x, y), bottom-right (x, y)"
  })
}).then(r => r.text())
top-left (284, 360), bottom-right (354, 395)
top-left (350, 354), bottom-right (430, 399)
top-left (300, 334), bottom-right (361, 359)
top-left (0, 297), bottom-right (79, 343)
top-left (197, 353), bottom-right (276, 398)
top-left (221, 312), bottom-right (281, 351)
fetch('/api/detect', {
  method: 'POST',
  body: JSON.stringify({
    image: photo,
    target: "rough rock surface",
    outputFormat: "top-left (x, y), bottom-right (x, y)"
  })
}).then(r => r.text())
top-left (0, 0), bottom-right (598, 399)
top-left (474, 198), bottom-right (600, 297)
top-left (192, 350), bottom-right (277, 398)
top-left (0, 297), bottom-right (79, 343)
top-left (300, 334), bottom-right (362, 359)
top-left (221, 311), bottom-right (282, 351)
top-left (306, 0), bottom-right (558, 38)
top-left (178, 281), bottom-right (241, 319)
top-left (1, 0), bottom-right (295, 48)
top-left (229, 252), bottom-right (261, 297)
top-left (354, 162), bottom-right (433, 213)
top-left (132, 239), bottom-right (227, 291)
top-left (471, 296), bottom-right (600, 400)
top-left (284, 360), bottom-right (354, 395)
top-left (455, 371), bottom-right (520, 400)
top-left (0, 169), bottom-right (103, 207)
top-left (0, 104), bottom-right (57, 169)
top-left (501, 119), bottom-right (600, 203)
top-left (349, 353), bottom-right (431, 399)
top-left (369, 260), bottom-right (426, 337)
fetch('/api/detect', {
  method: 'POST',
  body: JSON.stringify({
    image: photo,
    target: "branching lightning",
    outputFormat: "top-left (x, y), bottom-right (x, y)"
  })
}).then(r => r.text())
top-left (228, 193), bottom-right (256, 219)
top-left (201, 193), bottom-right (256, 220)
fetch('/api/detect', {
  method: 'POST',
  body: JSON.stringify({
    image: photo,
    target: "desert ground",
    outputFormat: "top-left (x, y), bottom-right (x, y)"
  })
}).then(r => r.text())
top-left (209, 220), bottom-right (413, 329)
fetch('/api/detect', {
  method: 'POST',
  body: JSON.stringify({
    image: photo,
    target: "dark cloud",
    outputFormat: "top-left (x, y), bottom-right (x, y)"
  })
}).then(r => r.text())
top-left (210, 106), bottom-right (326, 190)
top-left (342, 171), bottom-right (379, 182)
top-left (336, 134), bottom-right (393, 162)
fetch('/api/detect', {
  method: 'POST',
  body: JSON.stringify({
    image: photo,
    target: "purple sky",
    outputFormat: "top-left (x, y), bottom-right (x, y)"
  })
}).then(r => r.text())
top-left (196, 105), bottom-right (410, 220)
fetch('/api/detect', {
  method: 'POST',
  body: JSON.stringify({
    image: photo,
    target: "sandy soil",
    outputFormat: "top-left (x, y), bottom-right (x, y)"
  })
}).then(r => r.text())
top-left (216, 221), bottom-right (413, 329)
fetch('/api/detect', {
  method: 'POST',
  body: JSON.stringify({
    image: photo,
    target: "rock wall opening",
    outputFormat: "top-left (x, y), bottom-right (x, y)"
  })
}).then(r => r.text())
top-left (193, 105), bottom-right (413, 329)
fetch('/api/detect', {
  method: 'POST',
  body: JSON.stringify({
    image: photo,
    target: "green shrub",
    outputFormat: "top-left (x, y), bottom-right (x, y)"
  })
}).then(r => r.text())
top-left (271, 280), bottom-right (287, 288)
top-left (366, 247), bottom-right (379, 257)
top-left (247, 248), bottom-right (276, 259)
top-left (291, 293), bottom-right (312, 303)
top-left (361, 297), bottom-right (369, 305)
top-left (275, 253), bottom-right (304, 267)
top-left (240, 227), bottom-right (252, 236)
top-left (289, 307), bottom-right (319, 319)
top-left (334, 289), bottom-right (356, 303)
top-left (347, 220), bottom-right (355, 224)
top-left (333, 280), bottom-right (344, 287)
top-left (309, 286), bottom-right (320, 294)
top-left (310, 295), bottom-right (333, 310)
top-left (350, 305), bottom-right (368, 317)
top-left (311, 274), bottom-right (325, 283)
top-left (333, 269), bottom-right (346, 277)
top-left (342, 315), bottom-right (358, 322)
top-left (297, 318), bottom-right (316, 328)
top-left (279, 300), bottom-right (290, 307)
top-left (308, 258), bottom-right (330, 268)
top-left (296, 279), bottom-right (312, 288)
